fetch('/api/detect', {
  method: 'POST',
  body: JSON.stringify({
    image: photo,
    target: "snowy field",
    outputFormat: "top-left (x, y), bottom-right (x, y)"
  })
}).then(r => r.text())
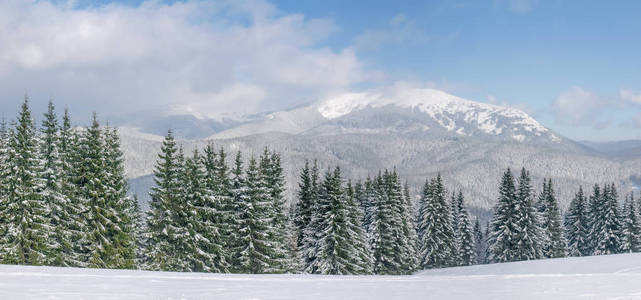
top-left (2, 253), bottom-right (641, 300)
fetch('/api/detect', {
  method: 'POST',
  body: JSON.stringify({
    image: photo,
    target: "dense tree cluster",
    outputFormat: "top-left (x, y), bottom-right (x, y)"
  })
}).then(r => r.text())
top-left (145, 137), bottom-right (291, 273)
top-left (1, 99), bottom-right (639, 274)
top-left (0, 98), bottom-right (137, 268)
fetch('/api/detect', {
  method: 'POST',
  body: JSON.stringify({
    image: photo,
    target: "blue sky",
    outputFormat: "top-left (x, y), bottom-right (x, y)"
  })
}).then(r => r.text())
top-left (273, 0), bottom-right (641, 141)
top-left (2, 0), bottom-right (640, 140)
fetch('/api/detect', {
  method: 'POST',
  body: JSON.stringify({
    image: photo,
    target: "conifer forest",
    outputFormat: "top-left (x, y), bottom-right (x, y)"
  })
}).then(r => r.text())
top-left (1, 98), bottom-right (640, 275)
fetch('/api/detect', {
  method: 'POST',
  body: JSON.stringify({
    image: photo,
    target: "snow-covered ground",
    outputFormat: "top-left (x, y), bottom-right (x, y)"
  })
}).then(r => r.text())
top-left (2, 253), bottom-right (641, 299)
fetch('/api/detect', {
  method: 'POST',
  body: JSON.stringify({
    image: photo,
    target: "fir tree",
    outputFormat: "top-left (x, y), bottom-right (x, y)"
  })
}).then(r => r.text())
top-left (102, 127), bottom-right (136, 269)
top-left (487, 168), bottom-right (519, 263)
top-left (236, 157), bottom-right (273, 273)
top-left (201, 144), bottom-right (233, 272)
top-left (564, 187), bottom-right (591, 256)
top-left (417, 174), bottom-right (456, 269)
top-left (361, 176), bottom-right (377, 237)
top-left (228, 151), bottom-right (249, 273)
top-left (183, 149), bottom-right (228, 273)
top-left (313, 167), bottom-right (370, 274)
top-left (259, 149), bottom-right (290, 272)
top-left (58, 109), bottom-right (87, 267)
top-left (38, 100), bottom-right (69, 265)
top-left (145, 130), bottom-right (185, 271)
top-left (586, 184), bottom-right (602, 255)
top-left (473, 219), bottom-right (486, 264)
top-left (537, 179), bottom-right (567, 258)
top-left (401, 181), bottom-right (419, 271)
top-left (513, 168), bottom-right (544, 261)
top-left (127, 195), bottom-right (147, 269)
top-left (301, 161), bottom-right (322, 273)
top-left (293, 160), bottom-right (316, 270)
top-left (453, 191), bottom-right (475, 266)
top-left (0, 119), bottom-right (10, 249)
top-left (75, 115), bottom-right (128, 269)
top-left (370, 173), bottom-right (397, 273)
top-left (592, 184), bottom-right (622, 255)
top-left (345, 180), bottom-right (374, 274)
top-left (0, 97), bottom-right (50, 265)
top-left (621, 192), bottom-right (641, 253)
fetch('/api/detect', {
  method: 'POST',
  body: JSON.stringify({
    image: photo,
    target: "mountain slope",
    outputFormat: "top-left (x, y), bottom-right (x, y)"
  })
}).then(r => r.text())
top-left (121, 88), bottom-right (641, 215)
top-left (209, 88), bottom-right (564, 144)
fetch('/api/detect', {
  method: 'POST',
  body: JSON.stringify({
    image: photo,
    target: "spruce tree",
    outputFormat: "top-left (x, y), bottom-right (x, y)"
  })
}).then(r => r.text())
top-left (537, 179), bottom-right (567, 258)
top-left (593, 184), bottom-right (622, 255)
top-left (259, 149), bottom-right (290, 272)
top-left (487, 168), bottom-right (519, 263)
top-left (402, 181), bottom-right (419, 271)
top-left (513, 168), bottom-right (544, 260)
top-left (146, 130), bottom-right (185, 271)
top-left (127, 195), bottom-right (147, 269)
top-left (39, 100), bottom-right (70, 265)
top-left (183, 149), bottom-right (228, 273)
top-left (370, 172), bottom-right (397, 273)
top-left (313, 167), bottom-right (370, 274)
top-left (228, 151), bottom-right (250, 273)
top-left (74, 115), bottom-right (126, 269)
top-left (472, 219), bottom-right (486, 264)
top-left (293, 160), bottom-right (316, 271)
top-left (301, 161), bottom-right (321, 273)
top-left (0, 97), bottom-right (50, 265)
top-left (564, 187), bottom-right (591, 256)
top-left (621, 192), bottom-right (640, 253)
top-left (586, 184), bottom-right (602, 254)
top-left (236, 157), bottom-right (273, 273)
top-left (201, 144), bottom-right (233, 272)
top-left (450, 191), bottom-right (460, 256)
top-left (0, 119), bottom-right (10, 251)
top-left (454, 191), bottom-right (475, 265)
top-left (361, 176), bottom-right (377, 237)
top-left (417, 174), bottom-right (456, 269)
top-left (102, 127), bottom-right (136, 269)
top-left (345, 180), bottom-right (374, 274)
top-left (57, 109), bottom-right (88, 267)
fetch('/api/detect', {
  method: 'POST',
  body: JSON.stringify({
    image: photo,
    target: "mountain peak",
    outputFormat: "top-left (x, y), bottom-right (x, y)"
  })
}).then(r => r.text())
top-left (317, 88), bottom-right (558, 143)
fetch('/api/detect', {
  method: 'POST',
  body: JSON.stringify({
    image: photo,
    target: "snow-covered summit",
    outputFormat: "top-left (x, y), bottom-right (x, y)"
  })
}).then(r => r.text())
top-left (318, 88), bottom-right (558, 142)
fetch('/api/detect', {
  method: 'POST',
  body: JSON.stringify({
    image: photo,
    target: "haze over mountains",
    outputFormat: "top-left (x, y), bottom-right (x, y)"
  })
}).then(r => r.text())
top-left (118, 88), bottom-right (641, 216)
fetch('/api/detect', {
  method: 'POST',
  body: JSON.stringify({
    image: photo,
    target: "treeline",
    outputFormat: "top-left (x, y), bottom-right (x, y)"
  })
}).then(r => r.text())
top-left (0, 98), bottom-right (137, 268)
top-left (1, 99), bottom-right (640, 274)
top-left (143, 131), bottom-right (293, 273)
top-left (488, 168), bottom-right (641, 262)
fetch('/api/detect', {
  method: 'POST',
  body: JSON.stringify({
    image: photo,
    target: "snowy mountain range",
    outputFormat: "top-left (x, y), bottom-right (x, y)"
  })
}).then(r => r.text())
top-left (118, 88), bottom-right (641, 215)
top-left (206, 88), bottom-right (564, 144)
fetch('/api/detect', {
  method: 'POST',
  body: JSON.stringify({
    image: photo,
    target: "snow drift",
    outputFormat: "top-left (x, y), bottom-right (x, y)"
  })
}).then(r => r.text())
top-left (2, 253), bottom-right (641, 299)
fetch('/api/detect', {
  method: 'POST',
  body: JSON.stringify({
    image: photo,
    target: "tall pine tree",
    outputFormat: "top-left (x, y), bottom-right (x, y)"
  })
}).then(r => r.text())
top-left (564, 187), bottom-right (591, 256)
top-left (417, 174), bottom-right (456, 269)
top-left (0, 97), bottom-right (50, 265)
top-left (453, 191), bottom-right (475, 265)
top-left (537, 179), bottom-right (567, 258)
top-left (146, 130), bottom-right (186, 271)
top-left (487, 168), bottom-right (519, 263)
top-left (621, 192), bottom-right (640, 253)
top-left (592, 184), bottom-right (622, 255)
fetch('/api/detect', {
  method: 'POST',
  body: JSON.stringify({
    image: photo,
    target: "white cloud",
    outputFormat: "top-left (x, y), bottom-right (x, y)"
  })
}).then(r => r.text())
top-left (620, 89), bottom-right (641, 105)
top-left (552, 87), bottom-right (608, 128)
top-left (0, 0), bottom-right (380, 119)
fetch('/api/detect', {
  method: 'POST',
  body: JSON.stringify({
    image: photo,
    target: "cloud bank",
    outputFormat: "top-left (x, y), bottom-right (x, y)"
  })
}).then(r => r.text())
top-left (0, 0), bottom-right (380, 119)
top-left (552, 87), bottom-right (641, 131)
